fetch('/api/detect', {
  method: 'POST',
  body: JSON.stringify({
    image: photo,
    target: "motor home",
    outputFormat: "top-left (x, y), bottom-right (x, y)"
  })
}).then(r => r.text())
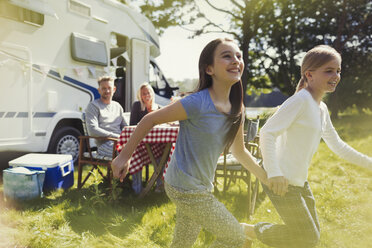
top-left (0, 0), bottom-right (176, 163)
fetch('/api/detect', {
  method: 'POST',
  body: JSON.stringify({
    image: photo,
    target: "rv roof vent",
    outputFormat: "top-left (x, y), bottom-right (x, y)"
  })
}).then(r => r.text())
top-left (68, 0), bottom-right (91, 18)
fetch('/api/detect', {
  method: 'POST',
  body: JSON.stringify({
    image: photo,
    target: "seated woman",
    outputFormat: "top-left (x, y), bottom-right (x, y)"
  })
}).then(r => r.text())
top-left (129, 82), bottom-right (163, 194)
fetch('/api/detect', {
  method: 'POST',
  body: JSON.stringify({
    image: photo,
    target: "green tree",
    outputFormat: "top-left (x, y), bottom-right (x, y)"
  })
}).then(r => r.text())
top-left (124, 0), bottom-right (197, 35)
top-left (251, 0), bottom-right (372, 115)
top-left (315, 0), bottom-right (372, 116)
top-left (125, 0), bottom-right (276, 97)
top-left (124, 0), bottom-right (372, 114)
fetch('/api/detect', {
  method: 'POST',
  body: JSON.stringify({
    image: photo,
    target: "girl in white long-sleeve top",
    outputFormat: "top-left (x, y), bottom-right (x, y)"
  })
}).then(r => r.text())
top-left (243, 45), bottom-right (372, 248)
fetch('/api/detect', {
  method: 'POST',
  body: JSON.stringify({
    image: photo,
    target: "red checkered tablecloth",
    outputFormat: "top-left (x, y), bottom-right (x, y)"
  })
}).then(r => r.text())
top-left (116, 125), bottom-right (179, 175)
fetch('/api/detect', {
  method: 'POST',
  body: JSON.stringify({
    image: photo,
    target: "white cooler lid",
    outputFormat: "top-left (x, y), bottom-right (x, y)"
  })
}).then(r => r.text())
top-left (9, 153), bottom-right (73, 170)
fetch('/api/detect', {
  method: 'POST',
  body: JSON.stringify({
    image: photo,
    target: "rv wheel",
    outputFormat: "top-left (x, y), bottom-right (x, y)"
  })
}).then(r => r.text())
top-left (48, 126), bottom-right (81, 163)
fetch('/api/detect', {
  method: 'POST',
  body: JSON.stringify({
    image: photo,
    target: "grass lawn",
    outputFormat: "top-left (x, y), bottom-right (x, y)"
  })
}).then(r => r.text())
top-left (0, 113), bottom-right (371, 248)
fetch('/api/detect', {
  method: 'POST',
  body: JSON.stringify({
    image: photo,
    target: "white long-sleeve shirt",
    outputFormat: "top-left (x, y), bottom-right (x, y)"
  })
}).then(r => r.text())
top-left (260, 89), bottom-right (372, 186)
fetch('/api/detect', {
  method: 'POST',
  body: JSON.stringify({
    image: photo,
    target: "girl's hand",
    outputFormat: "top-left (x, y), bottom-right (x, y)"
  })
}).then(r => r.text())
top-left (111, 155), bottom-right (130, 182)
top-left (268, 176), bottom-right (289, 196)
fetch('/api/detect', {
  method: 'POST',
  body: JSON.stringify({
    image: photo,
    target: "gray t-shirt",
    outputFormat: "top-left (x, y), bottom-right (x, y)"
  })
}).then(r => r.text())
top-left (85, 99), bottom-right (127, 154)
top-left (164, 89), bottom-right (231, 191)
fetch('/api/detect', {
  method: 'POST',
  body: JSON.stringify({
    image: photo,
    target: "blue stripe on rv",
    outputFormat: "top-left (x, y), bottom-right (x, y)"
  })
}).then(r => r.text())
top-left (5, 112), bottom-right (16, 118)
top-left (34, 112), bottom-right (57, 118)
top-left (48, 70), bottom-right (100, 100)
top-left (0, 112), bottom-right (56, 118)
top-left (32, 64), bottom-right (100, 100)
top-left (16, 112), bottom-right (28, 118)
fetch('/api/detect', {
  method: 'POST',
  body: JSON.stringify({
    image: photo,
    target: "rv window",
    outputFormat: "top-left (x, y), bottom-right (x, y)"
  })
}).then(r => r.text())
top-left (0, 1), bottom-right (44, 26)
top-left (70, 33), bottom-right (108, 66)
top-left (68, 0), bottom-right (91, 18)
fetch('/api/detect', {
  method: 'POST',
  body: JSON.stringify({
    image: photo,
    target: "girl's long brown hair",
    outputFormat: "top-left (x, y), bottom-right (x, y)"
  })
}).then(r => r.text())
top-left (196, 38), bottom-right (243, 149)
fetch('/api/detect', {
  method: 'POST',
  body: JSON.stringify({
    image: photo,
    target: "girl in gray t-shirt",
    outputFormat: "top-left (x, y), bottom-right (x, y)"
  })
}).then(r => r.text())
top-left (112, 38), bottom-right (268, 248)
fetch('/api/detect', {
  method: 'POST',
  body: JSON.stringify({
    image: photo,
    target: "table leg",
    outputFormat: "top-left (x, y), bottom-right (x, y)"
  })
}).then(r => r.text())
top-left (139, 143), bottom-right (172, 198)
top-left (145, 143), bottom-right (159, 170)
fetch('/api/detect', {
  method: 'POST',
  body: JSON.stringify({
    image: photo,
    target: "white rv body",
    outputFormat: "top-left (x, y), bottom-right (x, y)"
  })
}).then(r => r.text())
top-left (0, 0), bottom-right (175, 162)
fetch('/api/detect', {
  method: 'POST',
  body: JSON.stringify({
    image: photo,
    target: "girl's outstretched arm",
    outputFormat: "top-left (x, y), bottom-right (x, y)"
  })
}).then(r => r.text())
top-left (321, 103), bottom-right (372, 170)
top-left (112, 101), bottom-right (187, 182)
top-left (230, 118), bottom-right (269, 186)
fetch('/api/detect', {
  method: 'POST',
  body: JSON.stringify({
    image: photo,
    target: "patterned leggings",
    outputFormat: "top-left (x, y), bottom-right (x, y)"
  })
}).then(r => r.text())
top-left (255, 182), bottom-right (320, 248)
top-left (165, 183), bottom-right (246, 248)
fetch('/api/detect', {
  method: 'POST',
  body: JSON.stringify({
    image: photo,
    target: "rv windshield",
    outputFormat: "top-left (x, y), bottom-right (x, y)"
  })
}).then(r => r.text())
top-left (149, 60), bottom-right (178, 99)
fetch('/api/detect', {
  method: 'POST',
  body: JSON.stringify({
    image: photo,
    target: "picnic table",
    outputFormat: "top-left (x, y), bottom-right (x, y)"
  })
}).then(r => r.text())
top-left (116, 124), bottom-right (179, 197)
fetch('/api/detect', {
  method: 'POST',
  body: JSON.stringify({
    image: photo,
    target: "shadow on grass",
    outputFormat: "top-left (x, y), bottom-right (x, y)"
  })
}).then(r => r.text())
top-left (69, 183), bottom-right (169, 237)
top-left (1, 178), bottom-right (171, 238)
top-left (214, 184), bottom-right (266, 220)
top-left (0, 176), bottom-right (267, 247)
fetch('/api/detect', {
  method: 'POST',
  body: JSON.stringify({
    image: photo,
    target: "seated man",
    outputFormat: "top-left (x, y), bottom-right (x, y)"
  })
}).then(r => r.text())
top-left (85, 76), bottom-right (127, 158)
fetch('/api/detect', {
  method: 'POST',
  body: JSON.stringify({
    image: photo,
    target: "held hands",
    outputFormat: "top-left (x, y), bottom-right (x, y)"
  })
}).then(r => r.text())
top-left (268, 176), bottom-right (289, 196)
top-left (111, 155), bottom-right (130, 182)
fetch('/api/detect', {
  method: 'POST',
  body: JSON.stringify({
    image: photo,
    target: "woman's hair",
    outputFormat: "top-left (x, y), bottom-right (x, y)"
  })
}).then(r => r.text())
top-left (196, 38), bottom-right (243, 149)
top-left (296, 45), bottom-right (341, 92)
top-left (137, 82), bottom-right (158, 111)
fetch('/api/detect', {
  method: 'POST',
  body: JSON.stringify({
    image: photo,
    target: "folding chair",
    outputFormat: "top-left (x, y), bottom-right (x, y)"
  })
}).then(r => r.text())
top-left (246, 139), bottom-right (262, 216)
top-left (214, 117), bottom-right (262, 216)
top-left (77, 113), bottom-right (118, 190)
top-left (77, 136), bottom-right (118, 190)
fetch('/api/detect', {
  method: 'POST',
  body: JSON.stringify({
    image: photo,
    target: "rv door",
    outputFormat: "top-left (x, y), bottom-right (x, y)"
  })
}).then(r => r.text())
top-left (129, 39), bottom-right (150, 111)
top-left (0, 43), bottom-right (33, 143)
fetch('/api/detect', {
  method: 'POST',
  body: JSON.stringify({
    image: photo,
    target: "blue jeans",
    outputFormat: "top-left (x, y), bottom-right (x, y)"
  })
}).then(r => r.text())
top-left (255, 182), bottom-right (320, 248)
top-left (131, 167), bottom-right (164, 194)
top-left (132, 170), bottom-right (143, 194)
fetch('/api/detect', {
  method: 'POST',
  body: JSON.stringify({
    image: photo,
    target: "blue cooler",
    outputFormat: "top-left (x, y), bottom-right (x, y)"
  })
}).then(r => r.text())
top-left (9, 153), bottom-right (74, 191)
top-left (3, 167), bottom-right (45, 201)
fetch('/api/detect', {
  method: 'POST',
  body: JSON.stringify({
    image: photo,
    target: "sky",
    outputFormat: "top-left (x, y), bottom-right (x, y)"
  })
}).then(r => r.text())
top-left (156, 28), bottom-right (228, 82)
top-left (144, 1), bottom-right (233, 82)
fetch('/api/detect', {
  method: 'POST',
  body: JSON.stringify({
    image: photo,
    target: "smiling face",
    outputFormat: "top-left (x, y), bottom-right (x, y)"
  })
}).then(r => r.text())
top-left (98, 79), bottom-right (115, 102)
top-left (305, 58), bottom-right (341, 95)
top-left (140, 86), bottom-right (153, 105)
top-left (206, 41), bottom-right (244, 86)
